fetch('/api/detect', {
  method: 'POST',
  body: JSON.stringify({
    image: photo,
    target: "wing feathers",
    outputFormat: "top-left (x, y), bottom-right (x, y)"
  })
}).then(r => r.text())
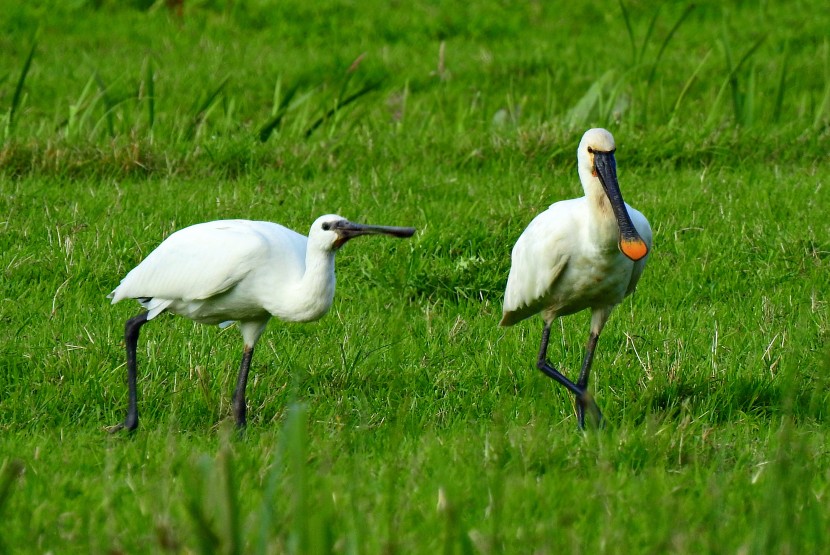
top-left (501, 204), bottom-right (573, 326)
top-left (110, 221), bottom-right (275, 307)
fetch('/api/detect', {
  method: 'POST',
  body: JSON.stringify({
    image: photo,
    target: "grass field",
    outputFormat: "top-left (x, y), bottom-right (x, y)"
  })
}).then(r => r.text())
top-left (1, 0), bottom-right (829, 552)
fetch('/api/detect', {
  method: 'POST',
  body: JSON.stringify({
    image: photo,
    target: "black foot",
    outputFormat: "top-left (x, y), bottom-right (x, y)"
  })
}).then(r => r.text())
top-left (106, 413), bottom-right (138, 434)
top-left (106, 421), bottom-right (137, 434)
top-left (576, 391), bottom-right (605, 430)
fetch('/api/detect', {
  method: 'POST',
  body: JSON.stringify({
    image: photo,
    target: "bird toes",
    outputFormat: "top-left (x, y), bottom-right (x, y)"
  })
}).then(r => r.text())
top-left (576, 391), bottom-right (605, 430)
top-left (106, 418), bottom-right (138, 434)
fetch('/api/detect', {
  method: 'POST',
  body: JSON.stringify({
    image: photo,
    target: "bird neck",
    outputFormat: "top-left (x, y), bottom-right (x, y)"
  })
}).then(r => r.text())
top-left (578, 167), bottom-right (623, 250)
top-left (287, 246), bottom-right (336, 322)
top-left (267, 245), bottom-right (334, 322)
top-left (579, 168), bottom-right (615, 219)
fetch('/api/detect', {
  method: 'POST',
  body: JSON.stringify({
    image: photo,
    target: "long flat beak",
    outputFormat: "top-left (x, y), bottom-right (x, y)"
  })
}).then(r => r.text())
top-left (333, 221), bottom-right (416, 248)
top-left (593, 151), bottom-right (649, 261)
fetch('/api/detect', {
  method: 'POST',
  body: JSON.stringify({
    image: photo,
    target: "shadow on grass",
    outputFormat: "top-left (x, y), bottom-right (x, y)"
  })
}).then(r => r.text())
top-left (636, 370), bottom-right (829, 425)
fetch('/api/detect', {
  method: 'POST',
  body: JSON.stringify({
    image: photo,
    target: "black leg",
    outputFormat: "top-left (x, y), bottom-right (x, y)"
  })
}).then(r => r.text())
top-left (231, 345), bottom-right (254, 428)
top-left (536, 323), bottom-right (582, 396)
top-left (536, 323), bottom-right (603, 430)
top-left (575, 332), bottom-right (604, 429)
top-left (111, 312), bottom-right (149, 433)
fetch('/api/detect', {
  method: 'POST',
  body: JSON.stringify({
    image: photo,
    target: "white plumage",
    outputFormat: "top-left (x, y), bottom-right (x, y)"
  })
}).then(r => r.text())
top-left (109, 214), bottom-right (415, 431)
top-left (111, 219), bottom-right (330, 326)
top-left (501, 128), bottom-right (652, 428)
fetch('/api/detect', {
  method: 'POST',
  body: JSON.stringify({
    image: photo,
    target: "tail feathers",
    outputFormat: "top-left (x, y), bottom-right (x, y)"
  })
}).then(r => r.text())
top-left (499, 304), bottom-right (537, 327)
top-left (142, 298), bottom-right (173, 319)
top-left (109, 289), bottom-right (172, 320)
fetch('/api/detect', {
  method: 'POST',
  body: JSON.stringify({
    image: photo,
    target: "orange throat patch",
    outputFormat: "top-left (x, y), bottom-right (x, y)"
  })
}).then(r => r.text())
top-left (620, 238), bottom-right (648, 261)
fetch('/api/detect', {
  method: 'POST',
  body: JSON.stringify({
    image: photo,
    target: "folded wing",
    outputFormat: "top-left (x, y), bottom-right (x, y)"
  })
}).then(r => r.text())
top-left (109, 220), bottom-right (291, 318)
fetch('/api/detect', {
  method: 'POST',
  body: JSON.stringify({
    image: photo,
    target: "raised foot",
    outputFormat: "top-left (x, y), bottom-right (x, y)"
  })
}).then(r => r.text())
top-left (576, 391), bottom-right (605, 430)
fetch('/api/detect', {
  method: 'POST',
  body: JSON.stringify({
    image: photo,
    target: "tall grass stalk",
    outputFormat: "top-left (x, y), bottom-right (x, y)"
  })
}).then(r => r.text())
top-left (64, 76), bottom-right (98, 139)
top-left (813, 39), bottom-right (830, 129)
top-left (669, 49), bottom-right (712, 125)
top-left (0, 459), bottom-right (24, 517)
top-left (617, 1), bottom-right (694, 124)
top-left (181, 431), bottom-right (244, 555)
top-left (140, 55), bottom-right (156, 134)
top-left (285, 402), bottom-right (310, 555)
top-left (720, 30), bottom-right (767, 125)
top-left (185, 76), bottom-right (230, 141)
top-left (258, 76), bottom-right (301, 143)
top-left (254, 441), bottom-right (284, 555)
top-left (644, 4), bottom-right (696, 89)
top-left (93, 71), bottom-right (116, 138)
top-left (772, 43), bottom-right (789, 123)
top-left (0, 459), bottom-right (24, 554)
top-left (303, 53), bottom-right (381, 138)
top-left (183, 456), bottom-right (223, 555)
top-left (617, 0), bottom-right (638, 67)
top-left (4, 38), bottom-right (37, 138)
top-left (217, 430), bottom-right (242, 555)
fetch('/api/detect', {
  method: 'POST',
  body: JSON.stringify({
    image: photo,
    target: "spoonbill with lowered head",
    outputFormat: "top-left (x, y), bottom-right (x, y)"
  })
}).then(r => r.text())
top-left (108, 215), bottom-right (416, 431)
top-left (501, 128), bottom-right (651, 428)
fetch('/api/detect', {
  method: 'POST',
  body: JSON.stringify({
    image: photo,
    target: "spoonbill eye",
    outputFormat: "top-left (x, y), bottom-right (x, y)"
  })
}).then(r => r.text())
top-left (322, 222), bottom-right (331, 231)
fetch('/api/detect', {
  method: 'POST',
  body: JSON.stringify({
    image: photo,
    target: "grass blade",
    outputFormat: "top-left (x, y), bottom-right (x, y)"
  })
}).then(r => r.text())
top-left (645, 4), bottom-right (696, 87)
top-left (9, 38), bottom-right (37, 131)
top-left (732, 35), bottom-right (768, 74)
top-left (0, 459), bottom-right (23, 515)
top-left (720, 23), bottom-right (737, 119)
top-left (217, 432), bottom-right (241, 555)
top-left (285, 402), bottom-right (309, 554)
top-left (338, 52), bottom-right (367, 102)
top-left (63, 76), bottom-right (97, 138)
top-left (670, 49), bottom-right (712, 124)
top-left (722, 31), bottom-right (767, 124)
top-left (93, 70), bottom-right (116, 138)
top-left (183, 455), bottom-right (221, 555)
top-left (638, 4), bottom-right (663, 66)
top-left (258, 79), bottom-right (301, 143)
top-left (813, 80), bottom-right (830, 130)
top-left (772, 43), bottom-right (789, 123)
top-left (254, 445), bottom-right (284, 555)
top-left (617, 0), bottom-right (637, 65)
top-left (186, 75), bottom-right (230, 140)
top-left (304, 79), bottom-right (382, 138)
top-left (744, 64), bottom-right (756, 125)
top-left (566, 70), bottom-right (615, 130)
top-left (0, 459), bottom-right (25, 553)
top-left (141, 55), bottom-right (155, 131)
top-left (304, 53), bottom-right (380, 138)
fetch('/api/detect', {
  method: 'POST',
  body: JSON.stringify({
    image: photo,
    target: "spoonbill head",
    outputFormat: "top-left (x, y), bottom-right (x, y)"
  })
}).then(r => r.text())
top-left (309, 214), bottom-right (417, 250)
top-left (577, 128), bottom-right (649, 262)
top-left (501, 128), bottom-right (652, 428)
top-left (108, 214), bottom-right (415, 432)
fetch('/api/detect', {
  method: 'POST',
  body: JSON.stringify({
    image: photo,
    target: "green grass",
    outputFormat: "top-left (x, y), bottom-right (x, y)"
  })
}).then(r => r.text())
top-left (1, 0), bottom-right (829, 552)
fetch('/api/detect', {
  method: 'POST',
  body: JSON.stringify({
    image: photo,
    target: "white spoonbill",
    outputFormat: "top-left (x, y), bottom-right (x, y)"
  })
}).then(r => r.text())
top-left (501, 128), bottom-right (651, 428)
top-left (108, 215), bottom-right (416, 431)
